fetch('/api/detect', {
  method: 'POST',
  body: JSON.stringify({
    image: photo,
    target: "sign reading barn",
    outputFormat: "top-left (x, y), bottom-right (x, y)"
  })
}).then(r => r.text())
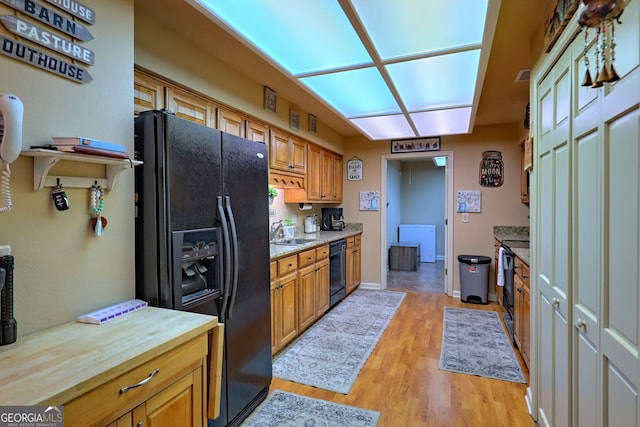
top-left (0, 0), bottom-right (93, 41)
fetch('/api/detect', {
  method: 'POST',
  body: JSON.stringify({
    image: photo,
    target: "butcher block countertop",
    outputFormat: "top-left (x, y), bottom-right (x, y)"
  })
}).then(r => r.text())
top-left (0, 306), bottom-right (218, 405)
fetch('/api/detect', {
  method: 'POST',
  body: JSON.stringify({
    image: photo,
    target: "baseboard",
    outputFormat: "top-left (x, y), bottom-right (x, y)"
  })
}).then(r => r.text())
top-left (359, 282), bottom-right (382, 290)
top-left (525, 387), bottom-right (533, 416)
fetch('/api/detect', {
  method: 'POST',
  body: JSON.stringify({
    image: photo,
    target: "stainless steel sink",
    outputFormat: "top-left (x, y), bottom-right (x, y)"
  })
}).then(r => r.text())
top-left (271, 238), bottom-right (315, 246)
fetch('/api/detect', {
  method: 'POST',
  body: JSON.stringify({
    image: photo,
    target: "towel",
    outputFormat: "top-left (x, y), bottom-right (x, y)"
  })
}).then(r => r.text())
top-left (497, 246), bottom-right (505, 286)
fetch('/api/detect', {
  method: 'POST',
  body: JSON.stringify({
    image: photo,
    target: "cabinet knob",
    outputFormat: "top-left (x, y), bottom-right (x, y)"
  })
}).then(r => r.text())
top-left (552, 298), bottom-right (560, 308)
top-left (137, 422), bottom-right (143, 427)
top-left (523, 274), bottom-right (528, 279)
top-left (577, 318), bottom-right (587, 330)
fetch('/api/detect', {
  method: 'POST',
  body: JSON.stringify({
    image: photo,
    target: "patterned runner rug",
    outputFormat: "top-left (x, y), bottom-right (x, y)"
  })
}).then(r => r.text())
top-left (240, 390), bottom-right (380, 427)
top-left (273, 289), bottom-right (406, 393)
top-left (438, 306), bottom-right (526, 383)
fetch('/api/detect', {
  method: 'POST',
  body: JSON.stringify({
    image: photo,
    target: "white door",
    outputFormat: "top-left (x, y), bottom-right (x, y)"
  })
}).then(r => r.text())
top-left (536, 45), bottom-right (572, 427)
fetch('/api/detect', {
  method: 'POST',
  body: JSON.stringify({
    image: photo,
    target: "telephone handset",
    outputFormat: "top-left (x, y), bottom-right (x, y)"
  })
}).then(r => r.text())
top-left (0, 94), bottom-right (23, 213)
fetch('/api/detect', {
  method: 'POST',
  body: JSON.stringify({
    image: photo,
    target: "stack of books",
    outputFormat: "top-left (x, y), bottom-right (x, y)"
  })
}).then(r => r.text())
top-left (41, 137), bottom-right (129, 159)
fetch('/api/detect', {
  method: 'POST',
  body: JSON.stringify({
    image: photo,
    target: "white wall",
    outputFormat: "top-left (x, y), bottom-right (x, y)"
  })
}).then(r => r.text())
top-left (385, 160), bottom-right (402, 255)
top-left (0, 0), bottom-right (136, 335)
top-left (400, 161), bottom-right (445, 258)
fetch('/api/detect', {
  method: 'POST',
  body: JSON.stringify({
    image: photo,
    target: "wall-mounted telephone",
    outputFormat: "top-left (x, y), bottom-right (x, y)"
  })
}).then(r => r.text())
top-left (0, 94), bottom-right (23, 213)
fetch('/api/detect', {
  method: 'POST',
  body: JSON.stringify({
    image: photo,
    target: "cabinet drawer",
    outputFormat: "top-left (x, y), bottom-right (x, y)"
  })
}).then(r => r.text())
top-left (270, 261), bottom-right (277, 282)
top-left (63, 334), bottom-right (208, 427)
top-left (315, 244), bottom-right (329, 260)
top-left (298, 248), bottom-right (316, 268)
top-left (354, 234), bottom-right (361, 247)
top-left (278, 255), bottom-right (298, 277)
top-left (515, 257), bottom-right (530, 283)
top-left (346, 236), bottom-right (355, 249)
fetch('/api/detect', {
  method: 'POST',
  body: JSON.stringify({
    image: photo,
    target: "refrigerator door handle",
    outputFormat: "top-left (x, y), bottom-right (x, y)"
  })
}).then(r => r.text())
top-left (224, 195), bottom-right (239, 319)
top-left (217, 196), bottom-right (232, 320)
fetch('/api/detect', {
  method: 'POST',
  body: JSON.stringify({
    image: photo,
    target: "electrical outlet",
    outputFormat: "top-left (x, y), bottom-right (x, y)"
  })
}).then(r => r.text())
top-left (462, 213), bottom-right (470, 223)
top-left (269, 209), bottom-right (276, 217)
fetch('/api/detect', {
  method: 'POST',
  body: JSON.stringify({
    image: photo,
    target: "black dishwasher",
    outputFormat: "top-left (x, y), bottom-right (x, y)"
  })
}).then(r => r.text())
top-left (329, 239), bottom-right (346, 308)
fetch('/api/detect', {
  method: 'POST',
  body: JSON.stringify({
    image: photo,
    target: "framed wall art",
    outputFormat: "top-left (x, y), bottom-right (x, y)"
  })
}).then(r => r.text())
top-left (264, 86), bottom-right (276, 113)
top-left (391, 137), bottom-right (440, 153)
top-left (289, 108), bottom-right (300, 130)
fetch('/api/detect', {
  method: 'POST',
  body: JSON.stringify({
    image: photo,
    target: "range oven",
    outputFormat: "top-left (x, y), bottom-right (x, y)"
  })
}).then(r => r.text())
top-left (329, 239), bottom-right (346, 308)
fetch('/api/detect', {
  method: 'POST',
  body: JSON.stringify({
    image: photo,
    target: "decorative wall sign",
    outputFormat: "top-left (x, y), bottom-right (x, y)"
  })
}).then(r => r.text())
top-left (0, 0), bottom-right (93, 41)
top-left (457, 190), bottom-right (481, 213)
top-left (0, 16), bottom-right (95, 64)
top-left (289, 108), bottom-right (300, 130)
top-left (479, 150), bottom-right (504, 187)
top-left (264, 86), bottom-right (276, 113)
top-left (347, 157), bottom-right (363, 181)
top-left (359, 191), bottom-right (379, 211)
top-left (45, 0), bottom-right (95, 24)
top-left (391, 137), bottom-right (440, 153)
top-left (0, 36), bottom-right (93, 83)
top-left (308, 113), bottom-right (316, 133)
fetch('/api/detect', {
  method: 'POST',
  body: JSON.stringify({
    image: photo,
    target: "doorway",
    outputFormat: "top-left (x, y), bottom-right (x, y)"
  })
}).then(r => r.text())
top-left (380, 151), bottom-right (454, 296)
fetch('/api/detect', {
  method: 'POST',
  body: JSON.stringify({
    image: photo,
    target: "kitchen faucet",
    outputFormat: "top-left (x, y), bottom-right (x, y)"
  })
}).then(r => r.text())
top-left (269, 220), bottom-right (284, 241)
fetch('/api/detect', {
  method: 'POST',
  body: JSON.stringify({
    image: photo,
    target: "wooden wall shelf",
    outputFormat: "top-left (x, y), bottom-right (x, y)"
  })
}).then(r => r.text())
top-left (21, 149), bottom-right (142, 191)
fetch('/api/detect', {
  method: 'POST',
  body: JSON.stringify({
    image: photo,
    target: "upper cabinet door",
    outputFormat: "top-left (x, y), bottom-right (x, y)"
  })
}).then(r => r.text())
top-left (217, 107), bottom-right (245, 137)
top-left (269, 130), bottom-right (306, 175)
top-left (167, 87), bottom-right (213, 127)
top-left (134, 71), bottom-right (165, 116)
top-left (246, 120), bottom-right (269, 144)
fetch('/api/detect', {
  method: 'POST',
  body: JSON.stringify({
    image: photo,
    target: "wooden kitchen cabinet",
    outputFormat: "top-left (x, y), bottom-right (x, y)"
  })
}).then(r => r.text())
top-left (271, 255), bottom-right (299, 354)
top-left (297, 245), bottom-right (331, 332)
top-left (217, 106), bottom-right (245, 137)
top-left (167, 87), bottom-right (214, 127)
top-left (513, 256), bottom-right (530, 370)
top-left (346, 234), bottom-right (362, 294)
top-left (315, 245), bottom-right (330, 317)
top-left (246, 119), bottom-right (269, 144)
top-left (0, 308), bottom-right (221, 427)
top-left (110, 368), bottom-right (203, 427)
top-left (520, 140), bottom-right (531, 204)
top-left (269, 129), bottom-right (306, 175)
top-left (134, 70), bottom-right (165, 116)
top-left (287, 144), bottom-right (343, 203)
top-left (298, 264), bottom-right (317, 332)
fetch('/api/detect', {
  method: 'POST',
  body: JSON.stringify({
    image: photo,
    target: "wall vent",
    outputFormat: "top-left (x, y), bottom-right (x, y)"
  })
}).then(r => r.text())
top-left (515, 69), bottom-right (531, 82)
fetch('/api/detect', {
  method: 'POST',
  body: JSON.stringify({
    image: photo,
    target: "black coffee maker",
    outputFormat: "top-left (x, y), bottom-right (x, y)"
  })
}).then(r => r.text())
top-left (321, 208), bottom-right (345, 231)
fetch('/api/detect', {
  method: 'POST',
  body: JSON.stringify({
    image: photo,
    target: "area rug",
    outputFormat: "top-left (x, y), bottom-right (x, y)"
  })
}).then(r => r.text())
top-left (272, 289), bottom-right (406, 394)
top-left (438, 307), bottom-right (526, 383)
top-left (240, 390), bottom-right (380, 427)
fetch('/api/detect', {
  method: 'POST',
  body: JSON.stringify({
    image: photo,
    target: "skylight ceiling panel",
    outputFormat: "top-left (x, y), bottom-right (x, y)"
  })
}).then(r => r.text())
top-left (194, 0), bottom-right (372, 75)
top-left (350, 115), bottom-right (415, 140)
top-left (300, 67), bottom-right (401, 118)
top-left (351, 0), bottom-right (489, 61)
top-left (411, 107), bottom-right (472, 136)
top-left (387, 50), bottom-right (481, 111)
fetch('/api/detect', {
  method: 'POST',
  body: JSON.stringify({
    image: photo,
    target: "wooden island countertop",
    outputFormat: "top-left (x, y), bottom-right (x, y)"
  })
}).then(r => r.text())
top-left (0, 306), bottom-right (218, 406)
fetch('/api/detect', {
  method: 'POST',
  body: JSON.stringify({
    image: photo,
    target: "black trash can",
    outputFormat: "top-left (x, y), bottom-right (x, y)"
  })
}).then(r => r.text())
top-left (458, 255), bottom-right (492, 304)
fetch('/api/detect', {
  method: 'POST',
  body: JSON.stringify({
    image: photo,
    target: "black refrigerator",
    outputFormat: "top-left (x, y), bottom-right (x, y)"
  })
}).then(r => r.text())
top-left (134, 110), bottom-right (272, 427)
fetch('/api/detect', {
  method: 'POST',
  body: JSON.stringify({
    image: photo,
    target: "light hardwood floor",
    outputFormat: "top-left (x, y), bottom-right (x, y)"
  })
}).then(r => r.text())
top-left (270, 291), bottom-right (535, 427)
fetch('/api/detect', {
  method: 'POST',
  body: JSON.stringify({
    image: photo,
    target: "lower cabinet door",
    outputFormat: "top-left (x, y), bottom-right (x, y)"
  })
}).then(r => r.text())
top-left (133, 369), bottom-right (203, 427)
